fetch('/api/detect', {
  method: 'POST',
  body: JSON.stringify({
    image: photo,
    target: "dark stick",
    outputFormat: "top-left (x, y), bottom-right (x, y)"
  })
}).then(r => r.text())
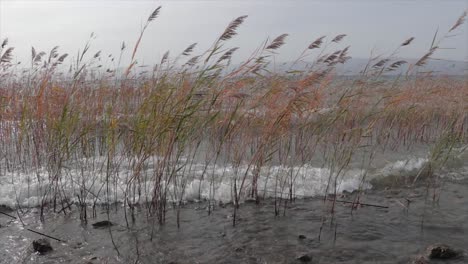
top-left (0, 211), bottom-right (17, 219)
top-left (260, 190), bottom-right (390, 209)
top-left (327, 199), bottom-right (388, 209)
top-left (57, 201), bottom-right (74, 214)
top-left (2, 211), bottom-right (65, 242)
top-left (26, 228), bottom-right (65, 242)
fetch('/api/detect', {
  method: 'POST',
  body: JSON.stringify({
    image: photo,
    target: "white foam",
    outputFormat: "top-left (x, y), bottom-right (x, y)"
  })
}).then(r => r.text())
top-left (376, 153), bottom-right (468, 181)
top-left (2, 150), bottom-right (465, 208)
top-left (379, 157), bottom-right (428, 178)
top-left (0, 160), bottom-right (369, 208)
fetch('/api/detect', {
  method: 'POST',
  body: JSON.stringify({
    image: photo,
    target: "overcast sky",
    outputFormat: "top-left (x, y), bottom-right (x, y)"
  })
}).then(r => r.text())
top-left (1, 0), bottom-right (467, 67)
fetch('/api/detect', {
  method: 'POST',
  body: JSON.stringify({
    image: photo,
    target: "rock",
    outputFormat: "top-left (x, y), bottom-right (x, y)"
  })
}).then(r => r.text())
top-left (92, 220), bottom-right (113, 228)
top-left (205, 204), bottom-right (215, 211)
top-left (244, 197), bottom-right (257, 203)
top-left (297, 254), bottom-right (312, 262)
top-left (298, 235), bottom-right (307, 240)
top-left (235, 247), bottom-right (244, 252)
top-left (72, 242), bottom-right (84, 249)
top-left (411, 255), bottom-right (428, 264)
top-left (427, 244), bottom-right (459, 259)
top-left (83, 256), bottom-right (98, 263)
top-left (342, 189), bottom-right (358, 195)
top-left (0, 204), bottom-right (13, 212)
top-left (32, 238), bottom-right (53, 254)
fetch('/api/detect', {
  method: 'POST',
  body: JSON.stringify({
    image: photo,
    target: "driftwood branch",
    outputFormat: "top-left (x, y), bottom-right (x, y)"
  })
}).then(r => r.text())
top-left (57, 201), bottom-right (75, 214)
top-left (1, 210), bottom-right (65, 242)
top-left (26, 228), bottom-right (65, 242)
top-left (0, 211), bottom-right (17, 219)
top-left (327, 198), bottom-right (389, 209)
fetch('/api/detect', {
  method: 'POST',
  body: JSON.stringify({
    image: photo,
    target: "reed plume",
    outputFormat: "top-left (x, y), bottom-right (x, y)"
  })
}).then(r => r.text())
top-left (185, 55), bottom-right (200, 66)
top-left (31, 47), bottom-right (37, 61)
top-left (34, 51), bottom-right (46, 65)
top-left (401, 37), bottom-right (414, 46)
top-left (0, 47), bottom-right (14, 63)
top-left (217, 47), bottom-right (239, 63)
top-left (161, 51), bottom-right (170, 64)
top-left (1, 38), bottom-right (7, 49)
top-left (126, 6), bottom-right (162, 76)
top-left (48, 46), bottom-right (59, 64)
top-left (449, 11), bottom-right (467, 32)
top-left (338, 46), bottom-right (351, 63)
top-left (308, 36), bottom-right (325, 49)
top-left (182, 43), bottom-right (197, 56)
top-left (266, 34), bottom-right (288, 50)
top-left (148, 6), bottom-right (162, 22)
top-left (331, 34), bottom-right (346, 43)
top-left (219, 15), bottom-right (248, 41)
top-left (386, 60), bottom-right (407, 72)
top-left (415, 46), bottom-right (438, 66)
top-left (372, 59), bottom-right (390, 68)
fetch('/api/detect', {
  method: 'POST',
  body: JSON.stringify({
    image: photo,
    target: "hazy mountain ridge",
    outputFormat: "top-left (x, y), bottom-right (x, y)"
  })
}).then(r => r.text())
top-left (278, 58), bottom-right (468, 76)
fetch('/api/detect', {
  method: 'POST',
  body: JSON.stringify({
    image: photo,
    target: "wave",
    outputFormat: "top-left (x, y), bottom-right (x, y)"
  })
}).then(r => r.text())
top-left (0, 151), bottom-right (466, 208)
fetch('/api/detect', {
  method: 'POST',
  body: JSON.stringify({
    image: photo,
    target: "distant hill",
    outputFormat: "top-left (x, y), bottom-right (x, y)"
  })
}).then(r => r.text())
top-left (335, 58), bottom-right (467, 76)
top-left (271, 58), bottom-right (467, 76)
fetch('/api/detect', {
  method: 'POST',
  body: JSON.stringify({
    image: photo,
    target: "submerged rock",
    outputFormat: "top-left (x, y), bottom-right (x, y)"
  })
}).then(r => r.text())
top-left (71, 241), bottom-right (85, 249)
top-left (32, 238), bottom-right (53, 254)
top-left (427, 244), bottom-right (459, 259)
top-left (244, 197), bottom-right (257, 204)
top-left (83, 256), bottom-right (98, 264)
top-left (297, 254), bottom-right (313, 262)
top-left (411, 255), bottom-right (428, 264)
top-left (0, 204), bottom-right (13, 212)
top-left (218, 201), bottom-right (226, 208)
top-left (92, 220), bottom-right (114, 228)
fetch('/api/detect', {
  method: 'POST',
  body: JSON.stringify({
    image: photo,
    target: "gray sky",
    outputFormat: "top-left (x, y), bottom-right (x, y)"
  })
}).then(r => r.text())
top-left (1, 0), bottom-right (467, 67)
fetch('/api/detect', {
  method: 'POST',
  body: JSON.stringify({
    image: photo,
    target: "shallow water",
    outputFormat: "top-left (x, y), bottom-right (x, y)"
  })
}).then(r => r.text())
top-left (0, 145), bottom-right (467, 263)
top-left (1, 144), bottom-right (464, 209)
top-left (1, 179), bottom-right (467, 264)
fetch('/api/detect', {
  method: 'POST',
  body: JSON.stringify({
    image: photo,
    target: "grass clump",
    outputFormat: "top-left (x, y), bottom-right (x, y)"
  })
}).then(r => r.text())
top-left (0, 7), bottom-right (466, 231)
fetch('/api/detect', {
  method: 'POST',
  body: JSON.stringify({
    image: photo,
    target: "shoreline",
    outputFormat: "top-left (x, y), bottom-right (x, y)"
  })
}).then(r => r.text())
top-left (1, 180), bottom-right (466, 263)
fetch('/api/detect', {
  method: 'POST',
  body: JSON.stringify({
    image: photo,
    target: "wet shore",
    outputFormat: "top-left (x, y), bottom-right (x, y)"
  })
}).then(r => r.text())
top-left (1, 179), bottom-right (467, 264)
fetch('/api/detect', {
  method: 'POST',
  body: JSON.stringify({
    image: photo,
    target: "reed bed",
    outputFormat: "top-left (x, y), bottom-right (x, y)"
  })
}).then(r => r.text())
top-left (0, 7), bottom-right (466, 230)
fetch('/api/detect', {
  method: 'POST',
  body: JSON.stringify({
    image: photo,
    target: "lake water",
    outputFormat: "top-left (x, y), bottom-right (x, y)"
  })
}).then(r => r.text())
top-left (0, 142), bottom-right (467, 263)
top-left (1, 179), bottom-right (467, 264)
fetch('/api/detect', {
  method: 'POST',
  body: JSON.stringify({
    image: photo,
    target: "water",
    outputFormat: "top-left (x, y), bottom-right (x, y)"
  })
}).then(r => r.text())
top-left (0, 146), bottom-right (467, 263)
top-left (1, 143), bottom-right (467, 207)
top-left (0, 150), bottom-right (438, 207)
top-left (1, 180), bottom-right (467, 264)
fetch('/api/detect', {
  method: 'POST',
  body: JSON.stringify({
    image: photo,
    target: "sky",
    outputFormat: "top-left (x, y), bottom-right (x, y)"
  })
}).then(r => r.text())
top-left (0, 0), bottom-right (467, 68)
